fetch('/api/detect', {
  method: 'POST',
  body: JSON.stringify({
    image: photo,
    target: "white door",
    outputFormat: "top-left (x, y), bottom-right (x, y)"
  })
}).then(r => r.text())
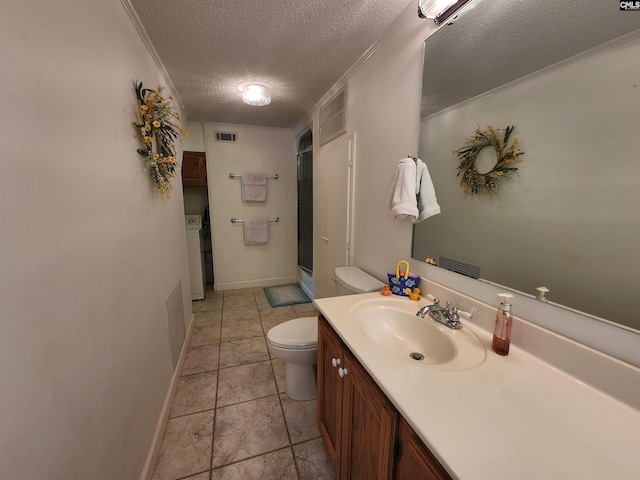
top-left (315, 133), bottom-right (355, 298)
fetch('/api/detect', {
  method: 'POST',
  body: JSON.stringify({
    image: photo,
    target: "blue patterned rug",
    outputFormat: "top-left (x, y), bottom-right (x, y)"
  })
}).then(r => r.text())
top-left (264, 284), bottom-right (311, 308)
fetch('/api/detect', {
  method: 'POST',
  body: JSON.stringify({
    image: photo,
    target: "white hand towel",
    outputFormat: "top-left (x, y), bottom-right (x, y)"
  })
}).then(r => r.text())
top-left (241, 173), bottom-right (267, 202)
top-left (386, 158), bottom-right (419, 222)
top-left (415, 158), bottom-right (441, 222)
top-left (244, 219), bottom-right (269, 245)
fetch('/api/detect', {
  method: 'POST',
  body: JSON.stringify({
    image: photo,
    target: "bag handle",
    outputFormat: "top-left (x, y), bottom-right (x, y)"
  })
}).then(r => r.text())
top-left (395, 260), bottom-right (410, 280)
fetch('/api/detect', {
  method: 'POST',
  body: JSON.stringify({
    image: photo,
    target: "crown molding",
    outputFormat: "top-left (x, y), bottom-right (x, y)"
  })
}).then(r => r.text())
top-left (121, 0), bottom-right (186, 113)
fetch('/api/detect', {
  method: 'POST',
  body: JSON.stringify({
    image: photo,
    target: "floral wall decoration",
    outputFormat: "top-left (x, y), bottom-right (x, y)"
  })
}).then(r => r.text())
top-left (133, 81), bottom-right (187, 198)
top-left (452, 125), bottom-right (524, 197)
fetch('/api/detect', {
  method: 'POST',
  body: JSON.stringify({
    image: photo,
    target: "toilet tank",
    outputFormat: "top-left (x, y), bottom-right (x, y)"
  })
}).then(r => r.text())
top-left (334, 267), bottom-right (385, 296)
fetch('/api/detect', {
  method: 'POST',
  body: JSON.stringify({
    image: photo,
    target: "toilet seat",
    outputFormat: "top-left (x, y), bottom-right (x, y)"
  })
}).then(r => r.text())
top-left (267, 317), bottom-right (317, 350)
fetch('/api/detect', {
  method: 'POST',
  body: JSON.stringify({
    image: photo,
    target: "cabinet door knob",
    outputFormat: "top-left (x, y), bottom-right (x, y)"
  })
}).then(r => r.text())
top-left (338, 367), bottom-right (349, 378)
top-left (331, 357), bottom-right (341, 367)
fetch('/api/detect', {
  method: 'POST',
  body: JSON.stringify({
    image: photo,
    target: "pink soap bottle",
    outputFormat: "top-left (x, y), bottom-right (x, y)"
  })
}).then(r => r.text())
top-left (492, 293), bottom-right (513, 356)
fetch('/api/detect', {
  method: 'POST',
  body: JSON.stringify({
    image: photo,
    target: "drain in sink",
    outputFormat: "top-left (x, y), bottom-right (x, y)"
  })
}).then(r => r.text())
top-left (410, 352), bottom-right (425, 361)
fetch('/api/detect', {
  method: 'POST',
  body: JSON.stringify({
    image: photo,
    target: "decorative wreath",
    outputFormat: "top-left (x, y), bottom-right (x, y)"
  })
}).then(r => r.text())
top-left (133, 81), bottom-right (187, 199)
top-left (452, 125), bottom-right (524, 197)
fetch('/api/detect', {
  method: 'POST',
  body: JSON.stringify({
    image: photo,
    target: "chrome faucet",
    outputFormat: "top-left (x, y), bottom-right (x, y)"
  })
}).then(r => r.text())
top-left (416, 298), bottom-right (463, 330)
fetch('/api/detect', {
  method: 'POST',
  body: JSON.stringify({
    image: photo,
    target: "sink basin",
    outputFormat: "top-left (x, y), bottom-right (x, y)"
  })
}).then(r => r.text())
top-left (349, 297), bottom-right (486, 370)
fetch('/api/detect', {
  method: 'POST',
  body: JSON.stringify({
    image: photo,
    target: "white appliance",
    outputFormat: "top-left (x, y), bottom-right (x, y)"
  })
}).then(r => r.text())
top-left (185, 215), bottom-right (206, 300)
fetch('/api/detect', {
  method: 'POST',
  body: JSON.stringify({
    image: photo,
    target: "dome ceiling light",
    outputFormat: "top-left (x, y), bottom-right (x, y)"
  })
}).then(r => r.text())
top-left (239, 83), bottom-right (271, 106)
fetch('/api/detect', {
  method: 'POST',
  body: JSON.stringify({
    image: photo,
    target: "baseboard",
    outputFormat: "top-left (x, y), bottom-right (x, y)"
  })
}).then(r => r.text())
top-left (214, 276), bottom-right (297, 291)
top-left (139, 312), bottom-right (195, 480)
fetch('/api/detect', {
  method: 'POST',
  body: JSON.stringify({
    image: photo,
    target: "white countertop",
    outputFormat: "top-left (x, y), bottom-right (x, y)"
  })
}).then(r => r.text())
top-left (314, 292), bottom-right (640, 480)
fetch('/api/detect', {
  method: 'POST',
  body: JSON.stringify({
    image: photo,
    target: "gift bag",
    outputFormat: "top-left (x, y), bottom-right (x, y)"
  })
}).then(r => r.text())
top-left (387, 260), bottom-right (420, 297)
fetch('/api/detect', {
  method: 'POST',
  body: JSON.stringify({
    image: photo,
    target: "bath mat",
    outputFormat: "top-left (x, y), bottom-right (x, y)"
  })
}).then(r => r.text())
top-left (264, 284), bottom-right (311, 308)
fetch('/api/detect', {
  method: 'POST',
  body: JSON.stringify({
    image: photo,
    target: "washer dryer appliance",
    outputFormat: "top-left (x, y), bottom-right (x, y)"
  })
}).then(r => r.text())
top-left (185, 215), bottom-right (205, 300)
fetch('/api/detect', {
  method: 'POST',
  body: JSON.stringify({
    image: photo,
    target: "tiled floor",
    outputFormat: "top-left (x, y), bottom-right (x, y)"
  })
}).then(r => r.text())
top-left (152, 286), bottom-right (337, 480)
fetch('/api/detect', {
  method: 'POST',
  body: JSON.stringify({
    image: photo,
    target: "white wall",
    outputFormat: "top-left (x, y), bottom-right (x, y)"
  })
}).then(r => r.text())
top-left (0, 1), bottom-right (192, 478)
top-left (184, 121), bottom-right (206, 151)
top-left (310, 3), bottom-right (639, 365)
top-left (345, 6), bottom-right (436, 277)
top-left (204, 123), bottom-right (297, 290)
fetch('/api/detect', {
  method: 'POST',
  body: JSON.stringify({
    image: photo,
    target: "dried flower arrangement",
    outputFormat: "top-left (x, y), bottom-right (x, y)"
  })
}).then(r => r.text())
top-left (453, 125), bottom-right (524, 197)
top-left (132, 81), bottom-right (187, 198)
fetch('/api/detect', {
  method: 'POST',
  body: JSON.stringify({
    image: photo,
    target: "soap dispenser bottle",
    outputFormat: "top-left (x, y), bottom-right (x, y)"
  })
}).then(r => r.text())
top-left (492, 293), bottom-right (513, 356)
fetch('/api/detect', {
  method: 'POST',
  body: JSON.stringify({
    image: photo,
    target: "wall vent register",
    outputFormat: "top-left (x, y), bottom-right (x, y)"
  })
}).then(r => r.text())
top-left (215, 131), bottom-right (237, 142)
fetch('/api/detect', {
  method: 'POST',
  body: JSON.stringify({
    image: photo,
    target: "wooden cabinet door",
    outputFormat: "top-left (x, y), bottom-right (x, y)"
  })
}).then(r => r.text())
top-left (340, 350), bottom-right (397, 480)
top-left (394, 417), bottom-right (452, 480)
top-left (317, 316), bottom-right (344, 476)
top-left (182, 151), bottom-right (207, 188)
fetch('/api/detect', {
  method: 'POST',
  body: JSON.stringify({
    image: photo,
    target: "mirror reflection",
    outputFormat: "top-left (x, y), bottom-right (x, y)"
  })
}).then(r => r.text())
top-left (413, 1), bottom-right (640, 331)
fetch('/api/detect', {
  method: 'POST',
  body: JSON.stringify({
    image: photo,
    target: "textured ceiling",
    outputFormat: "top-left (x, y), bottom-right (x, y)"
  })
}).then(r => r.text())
top-left (129, 0), bottom-right (414, 128)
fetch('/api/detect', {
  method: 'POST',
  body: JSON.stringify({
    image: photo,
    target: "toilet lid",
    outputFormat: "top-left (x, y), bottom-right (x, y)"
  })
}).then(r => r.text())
top-left (267, 317), bottom-right (318, 349)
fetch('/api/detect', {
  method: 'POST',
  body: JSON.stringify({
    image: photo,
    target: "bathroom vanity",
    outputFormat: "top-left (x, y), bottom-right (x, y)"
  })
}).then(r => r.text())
top-left (314, 290), bottom-right (640, 479)
top-left (318, 314), bottom-right (451, 479)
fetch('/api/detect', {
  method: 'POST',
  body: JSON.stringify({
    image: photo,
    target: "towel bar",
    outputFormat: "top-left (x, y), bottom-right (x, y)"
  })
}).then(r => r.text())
top-left (231, 217), bottom-right (279, 223)
top-left (229, 173), bottom-right (279, 179)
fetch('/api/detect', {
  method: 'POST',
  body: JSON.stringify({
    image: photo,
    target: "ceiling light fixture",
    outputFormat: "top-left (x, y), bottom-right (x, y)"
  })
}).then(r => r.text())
top-left (418, 0), bottom-right (477, 24)
top-left (240, 83), bottom-right (271, 106)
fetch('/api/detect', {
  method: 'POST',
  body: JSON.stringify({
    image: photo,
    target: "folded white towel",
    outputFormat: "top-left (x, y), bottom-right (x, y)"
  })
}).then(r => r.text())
top-left (244, 219), bottom-right (269, 245)
top-left (241, 173), bottom-right (267, 202)
top-left (386, 158), bottom-right (419, 222)
top-left (415, 158), bottom-right (441, 222)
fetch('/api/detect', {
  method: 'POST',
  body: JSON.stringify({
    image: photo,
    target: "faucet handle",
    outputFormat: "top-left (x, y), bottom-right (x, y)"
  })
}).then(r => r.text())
top-left (451, 307), bottom-right (459, 320)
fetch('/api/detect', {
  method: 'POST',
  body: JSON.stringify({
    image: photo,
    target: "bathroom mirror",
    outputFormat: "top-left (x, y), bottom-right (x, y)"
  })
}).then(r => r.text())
top-left (413, 0), bottom-right (640, 331)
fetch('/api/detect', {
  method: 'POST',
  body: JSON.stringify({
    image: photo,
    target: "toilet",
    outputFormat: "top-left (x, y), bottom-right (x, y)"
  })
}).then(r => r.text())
top-left (267, 316), bottom-right (318, 401)
top-left (334, 266), bottom-right (385, 296)
top-left (266, 268), bottom-right (384, 401)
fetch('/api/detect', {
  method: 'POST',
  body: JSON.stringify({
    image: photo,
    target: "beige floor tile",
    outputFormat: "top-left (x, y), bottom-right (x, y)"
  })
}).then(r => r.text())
top-left (255, 293), bottom-right (271, 305)
top-left (182, 472), bottom-right (210, 480)
top-left (219, 337), bottom-right (269, 368)
top-left (194, 309), bottom-right (222, 325)
top-left (292, 303), bottom-right (318, 316)
top-left (224, 294), bottom-right (257, 308)
top-left (170, 371), bottom-right (218, 418)
top-left (217, 360), bottom-right (277, 407)
top-left (258, 304), bottom-right (297, 319)
top-left (272, 358), bottom-right (286, 394)
top-left (221, 318), bottom-right (264, 342)
top-left (212, 395), bottom-right (289, 468)
top-left (152, 411), bottom-right (214, 480)
top-left (182, 344), bottom-right (219, 376)
top-left (292, 438), bottom-right (337, 480)
top-left (224, 288), bottom-right (255, 297)
top-left (210, 447), bottom-right (297, 480)
top-left (190, 323), bottom-right (222, 347)
top-left (280, 395), bottom-right (320, 445)
top-left (222, 305), bottom-right (260, 322)
top-left (193, 297), bottom-right (223, 312)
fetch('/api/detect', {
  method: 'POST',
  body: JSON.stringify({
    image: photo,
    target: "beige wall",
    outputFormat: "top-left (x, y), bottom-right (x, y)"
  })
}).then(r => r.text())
top-left (204, 123), bottom-right (297, 290)
top-left (0, 0), bottom-right (192, 478)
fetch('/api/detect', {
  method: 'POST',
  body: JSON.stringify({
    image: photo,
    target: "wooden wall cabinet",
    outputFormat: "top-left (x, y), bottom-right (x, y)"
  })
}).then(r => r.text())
top-left (317, 315), bottom-right (452, 480)
top-left (181, 151), bottom-right (207, 189)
